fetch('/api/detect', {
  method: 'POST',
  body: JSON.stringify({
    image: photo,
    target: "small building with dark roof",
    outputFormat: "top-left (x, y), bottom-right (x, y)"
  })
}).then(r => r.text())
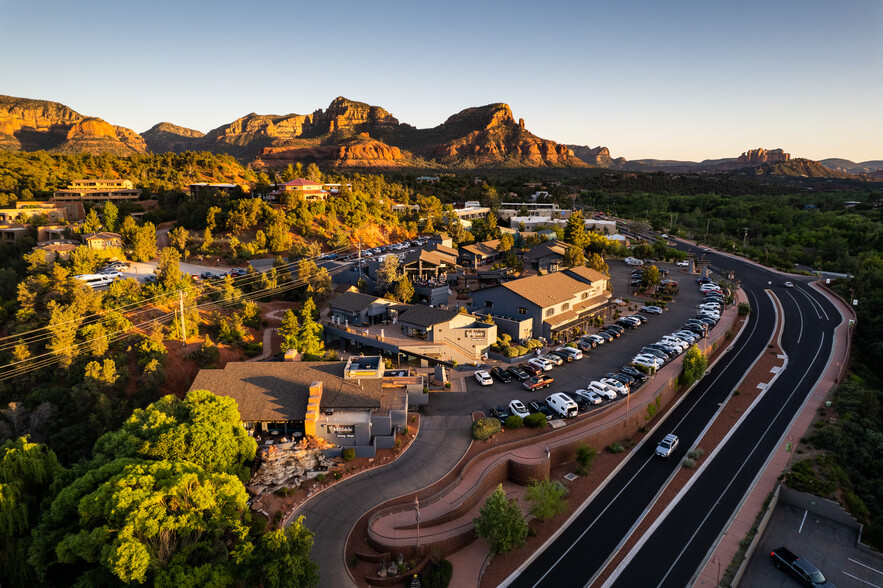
top-left (328, 291), bottom-right (400, 326)
top-left (188, 357), bottom-right (415, 457)
top-left (82, 231), bottom-right (122, 250)
top-left (524, 238), bottom-right (568, 272)
top-left (459, 239), bottom-right (502, 268)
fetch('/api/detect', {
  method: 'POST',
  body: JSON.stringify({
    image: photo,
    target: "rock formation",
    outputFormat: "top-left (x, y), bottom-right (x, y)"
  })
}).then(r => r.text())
top-left (0, 95), bottom-right (146, 154)
top-left (142, 122), bottom-right (205, 153)
top-left (567, 145), bottom-right (629, 168)
top-left (736, 148), bottom-right (790, 164)
top-left (249, 436), bottom-right (337, 490)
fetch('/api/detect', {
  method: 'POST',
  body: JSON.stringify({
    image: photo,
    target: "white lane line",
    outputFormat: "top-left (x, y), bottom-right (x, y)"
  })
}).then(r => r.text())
top-left (799, 509), bottom-right (807, 533)
top-left (795, 284), bottom-right (829, 321)
top-left (849, 558), bottom-right (883, 576)
top-left (654, 334), bottom-right (827, 587)
top-left (843, 571), bottom-right (882, 587)
top-left (783, 290), bottom-right (803, 343)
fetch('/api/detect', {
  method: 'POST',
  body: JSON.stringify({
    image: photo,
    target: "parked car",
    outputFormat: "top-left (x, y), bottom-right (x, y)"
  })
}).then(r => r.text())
top-left (640, 305), bottom-right (663, 315)
top-left (528, 400), bottom-right (554, 420)
top-left (606, 324), bottom-right (625, 335)
top-left (490, 367), bottom-right (512, 383)
top-left (488, 406), bottom-right (511, 425)
top-left (523, 374), bottom-right (554, 391)
top-left (542, 353), bottom-right (566, 366)
top-left (200, 271), bottom-right (215, 279)
top-left (527, 357), bottom-right (554, 372)
top-left (640, 347), bottom-right (669, 362)
top-left (546, 393), bottom-right (578, 418)
top-left (584, 334), bottom-right (605, 347)
top-left (577, 338), bottom-right (595, 352)
top-left (575, 389), bottom-right (603, 405)
top-left (555, 346), bottom-right (583, 360)
top-left (655, 433), bottom-right (679, 458)
top-left (629, 314), bottom-right (648, 324)
top-left (520, 362), bottom-right (542, 377)
top-left (231, 267), bottom-right (248, 277)
top-left (587, 381), bottom-right (617, 400)
top-left (474, 371), bottom-right (493, 386)
top-left (595, 331), bottom-right (615, 343)
top-left (769, 546), bottom-right (833, 587)
top-left (632, 355), bottom-right (662, 370)
top-left (507, 365), bottom-right (531, 381)
top-left (508, 399), bottom-right (530, 419)
top-left (676, 260), bottom-right (690, 267)
top-left (616, 317), bottom-right (640, 329)
top-left (601, 378), bottom-right (629, 395)
top-left (620, 366), bottom-right (648, 382)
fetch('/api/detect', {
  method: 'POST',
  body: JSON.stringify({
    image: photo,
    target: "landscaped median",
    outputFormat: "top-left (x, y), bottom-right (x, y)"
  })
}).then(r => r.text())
top-left (346, 297), bottom-right (746, 587)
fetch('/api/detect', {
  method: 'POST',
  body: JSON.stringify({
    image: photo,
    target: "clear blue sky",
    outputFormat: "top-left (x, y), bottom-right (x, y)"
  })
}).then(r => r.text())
top-left (2, 0), bottom-right (880, 162)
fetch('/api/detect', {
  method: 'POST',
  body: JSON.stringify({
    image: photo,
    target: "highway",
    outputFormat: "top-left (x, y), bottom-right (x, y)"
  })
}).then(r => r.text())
top-left (506, 244), bottom-right (842, 588)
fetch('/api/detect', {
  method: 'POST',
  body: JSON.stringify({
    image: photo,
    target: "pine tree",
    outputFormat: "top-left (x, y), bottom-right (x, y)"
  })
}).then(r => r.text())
top-left (297, 298), bottom-right (325, 360)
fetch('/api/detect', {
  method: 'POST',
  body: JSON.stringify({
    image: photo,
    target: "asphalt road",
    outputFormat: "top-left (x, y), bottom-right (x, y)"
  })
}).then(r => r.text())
top-left (506, 244), bottom-right (842, 588)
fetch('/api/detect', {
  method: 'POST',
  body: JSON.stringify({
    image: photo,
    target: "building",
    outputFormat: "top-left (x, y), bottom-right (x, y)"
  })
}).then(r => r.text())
top-left (82, 231), bottom-right (122, 250)
top-left (268, 178), bottom-right (329, 202)
top-left (0, 202), bottom-right (72, 224)
top-left (498, 202), bottom-right (566, 223)
top-left (188, 357), bottom-right (416, 457)
top-left (471, 266), bottom-right (611, 341)
top-left (452, 202), bottom-right (491, 222)
top-left (416, 176), bottom-right (439, 183)
top-left (52, 179), bottom-right (141, 205)
top-left (33, 239), bottom-right (80, 261)
top-left (585, 219), bottom-right (617, 235)
top-left (328, 292), bottom-right (403, 327)
top-left (459, 239), bottom-right (502, 268)
top-left (525, 238), bottom-right (569, 272)
top-left (188, 183), bottom-right (243, 199)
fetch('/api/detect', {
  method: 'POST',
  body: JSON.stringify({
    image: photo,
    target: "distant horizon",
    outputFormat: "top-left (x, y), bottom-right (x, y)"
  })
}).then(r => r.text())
top-left (2, 1), bottom-right (880, 163)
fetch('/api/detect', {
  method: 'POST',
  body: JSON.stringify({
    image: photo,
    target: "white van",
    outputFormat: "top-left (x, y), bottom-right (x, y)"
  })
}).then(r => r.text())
top-left (546, 393), bottom-right (578, 419)
top-left (624, 257), bottom-right (644, 266)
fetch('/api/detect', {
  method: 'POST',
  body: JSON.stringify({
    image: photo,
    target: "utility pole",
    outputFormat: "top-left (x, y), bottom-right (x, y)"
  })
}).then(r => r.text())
top-left (179, 290), bottom-right (186, 346)
top-left (740, 227), bottom-right (749, 248)
top-left (705, 218), bottom-right (710, 243)
top-left (357, 238), bottom-right (363, 280)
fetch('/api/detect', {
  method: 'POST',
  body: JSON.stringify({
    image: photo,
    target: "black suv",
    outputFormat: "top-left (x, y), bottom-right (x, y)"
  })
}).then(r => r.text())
top-left (507, 366), bottom-right (530, 381)
top-left (490, 367), bottom-right (512, 383)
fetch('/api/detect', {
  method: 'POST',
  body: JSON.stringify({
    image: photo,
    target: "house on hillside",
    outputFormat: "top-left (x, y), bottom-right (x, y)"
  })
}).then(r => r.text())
top-left (52, 179), bottom-right (141, 205)
top-left (268, 178), bottom-right (329, 202)
top-left (188, 183), bottom-right (243, 199)
top-left (525, 238), bottom-right (569, 272)
top-left (82, 231), bottom-right (122, 250)
top-left (471, 266), bottom-right (611, 341)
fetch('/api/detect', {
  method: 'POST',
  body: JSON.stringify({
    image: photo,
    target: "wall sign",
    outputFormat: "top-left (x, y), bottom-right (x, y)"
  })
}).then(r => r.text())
top-left (328, 424), bottom-right (355, 438)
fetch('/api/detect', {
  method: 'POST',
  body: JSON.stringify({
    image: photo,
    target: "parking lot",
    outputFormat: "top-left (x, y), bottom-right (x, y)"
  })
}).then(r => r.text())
top-left (424, 261), bottom-right (712, 418)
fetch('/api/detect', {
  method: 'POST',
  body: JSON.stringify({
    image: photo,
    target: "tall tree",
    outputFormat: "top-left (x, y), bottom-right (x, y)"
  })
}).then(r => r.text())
top-left (473, 484), bottom-right (528, 555)
top-left (278, 310), bottom-right (301, 353)
top-left (82, 209), bottom-right (102, 234)
top-left (103, 201), bottom-right (118, 233)
top-left (131, 222), bottom-right (157, 262)
top-left (562, 245), bottom-right (586, 268)
top-left (156, 247), bottom-right (184, 291)
top-left (391, 276), bottom-right (415, 303)
top-left (564, 210), bottom-right (589, 250)
top-left (247, 518), bottom-right (320, 588)
top-left (497, 232), bottom-right (514, 253)
top-left (168, 226), bottom-right (189, 252)
top-left (297, 298), bottom-right (325, 360)
top-left (587, 252), bottom-right (610, 277)
top-left (374, 255), bottom-right (401, 296)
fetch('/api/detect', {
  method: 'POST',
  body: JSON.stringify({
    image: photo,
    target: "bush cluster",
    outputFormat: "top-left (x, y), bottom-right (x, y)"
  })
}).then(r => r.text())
top-left (425, 559), bottom-right (453, 588)
top-left (523, 413), bottom-right (547, 428)
top-left (504, 415), bottom-right (523, 429)
top-left (471, 417), bottom-right (501, 440)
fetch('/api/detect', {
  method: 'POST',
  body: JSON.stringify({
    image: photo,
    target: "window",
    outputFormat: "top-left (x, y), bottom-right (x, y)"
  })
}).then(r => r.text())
top-left (484, 301), bottom-right (493, 308)
top-left (518, 307), bottom-right (527, 315)
top-left (581, 292), bottom-right (589, 300)
top-left (546, 308), bottom-right (554, 317)
top-left (561, 303), bottom-right (570, 311)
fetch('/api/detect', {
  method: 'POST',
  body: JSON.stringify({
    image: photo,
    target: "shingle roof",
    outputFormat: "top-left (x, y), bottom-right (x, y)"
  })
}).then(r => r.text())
top-left (83, 232), bottom-right (122, 241)
top-left (329, 291), bottom-right (387, 314)
top-left (401, 249), bottom-right (458, 268)
top-left (188, 361), bottom-right (383, 422)
top-left (461, 239), bottom-right (501, 257)
top-left (525, 238), bottom-right (567, 260)
top-left (500, 267), bottom-right (607, 308)
top-left (397, 305), bottom-right (460, 328)
top-left (281, 178), bottom-right (324, 188)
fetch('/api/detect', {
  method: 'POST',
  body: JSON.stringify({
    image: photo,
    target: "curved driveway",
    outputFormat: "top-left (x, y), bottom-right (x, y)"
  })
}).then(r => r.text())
top-left (506, 244), bottom-right (842, 587)
top-left (292, 415), bottom-right (472, 588)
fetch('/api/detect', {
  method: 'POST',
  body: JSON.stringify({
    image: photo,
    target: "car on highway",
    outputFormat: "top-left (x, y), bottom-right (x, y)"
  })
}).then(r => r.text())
top-left (784, 281), bottom-right (794, 288)
top-left (507, 365), bottom-right (531, 381)
top-left (528, 400), bottom-right (554, 420)
top-left (640, 305), bottom-right (663, 314)
top-left (528, 357), bottom-right (554, 372)
top-left (488, 406), bottom-right (511, 424)
top-left (701, 248), bottom-right (711, 253)
top-left (490, 367), bottom-right (512, 383)
top-left (575, 389), bottom-right (603, 405)
top-left (655, 433), bottom-right (679, 458)
top-left (508, 399), bottom-right (530, 419)
top-left (475, 371), bottom-right (493, 386)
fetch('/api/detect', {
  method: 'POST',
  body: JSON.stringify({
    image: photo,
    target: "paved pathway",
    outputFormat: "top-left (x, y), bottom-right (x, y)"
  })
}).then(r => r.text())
top-left (292, 415), bottom-right (473, 588)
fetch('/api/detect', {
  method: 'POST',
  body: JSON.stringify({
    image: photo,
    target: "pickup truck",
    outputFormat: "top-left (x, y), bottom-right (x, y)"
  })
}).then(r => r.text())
top-left (770, 546), bottom-right (835, 587)
top-left (523, 374), bottom-right (554, 391)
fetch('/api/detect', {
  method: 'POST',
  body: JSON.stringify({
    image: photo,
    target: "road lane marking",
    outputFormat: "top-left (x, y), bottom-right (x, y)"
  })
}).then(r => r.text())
top-left (843, 571), bottom-right (882, 587)
top-left (782, 290), bottom-right (803, 343)
top-left (849, 558), bottom-right (883, 576)
top-left (654, 335), bottom-right (826, 587)
top-left (799, 509), bottom-right (807, 533)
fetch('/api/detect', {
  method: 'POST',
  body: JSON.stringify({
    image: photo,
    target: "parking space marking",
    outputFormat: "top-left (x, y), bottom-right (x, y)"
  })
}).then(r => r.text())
top-left (849, 558), bottom-right (883, 576)
top-left (842, 571), bottom-right (882, 587)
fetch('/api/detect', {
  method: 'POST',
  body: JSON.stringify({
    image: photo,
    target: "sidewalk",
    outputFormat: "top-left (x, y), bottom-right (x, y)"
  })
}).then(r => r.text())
top-left (691, 282), bottom-right (853, 586)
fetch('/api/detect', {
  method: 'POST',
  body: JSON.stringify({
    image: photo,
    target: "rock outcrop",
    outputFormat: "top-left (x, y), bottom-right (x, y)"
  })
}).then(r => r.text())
top-left (0, 95), bottom-right (146, 154)
top-left (567, 145), bottom-right (628, 168)
top-left (142, 122), bottom-right (205, 153)
top-left (736, 148), bottom-right (790, 165)
top-left (250, 436), bottom-right (337, 489)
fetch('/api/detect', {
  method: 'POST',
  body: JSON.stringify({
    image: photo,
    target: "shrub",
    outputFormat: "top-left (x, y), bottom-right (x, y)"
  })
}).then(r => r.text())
top-left (576, 444), bottom-right (597, 476)
top-left (424, 559), bottom-right (453, 588)
top-left (682, 457), bottom-right (697, 469)
top-left (342, 448), bottom-right (356, 461)
top-left (333, 471), bottom-right (342, 480)
top-left (738, 302), bottom-right (751, 316)
top-left (523, 413), bottom-right (547, 428)
top-left (504, 415), bottom-right (523, 429)
top-left (687, 448), bottom-right (705, 460)
top-left (316, 473), bottom-right (326, 483)
top-left (608, 443), bottom-right (625, 454)
top-left (472, 417), bottom-right (501, 440)
top-left (242, 341), bottom-right (263, 357)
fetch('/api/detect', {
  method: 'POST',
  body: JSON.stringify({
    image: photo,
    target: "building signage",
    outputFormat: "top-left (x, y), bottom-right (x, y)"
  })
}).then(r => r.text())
top-left (347, 369), bottom-right (377, 377)
top-left (328, 424), bottom-right (355, 438)
top-left (465, 329), bottom-right (485, 340)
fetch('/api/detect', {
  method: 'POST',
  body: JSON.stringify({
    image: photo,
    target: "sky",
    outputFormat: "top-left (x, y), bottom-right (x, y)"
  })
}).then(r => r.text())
top-left (1, 0), bottom-right (881, 162)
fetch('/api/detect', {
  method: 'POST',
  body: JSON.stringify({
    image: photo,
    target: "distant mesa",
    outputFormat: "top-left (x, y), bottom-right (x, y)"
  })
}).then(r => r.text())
top-left (142, 122), bottom-right (205, 153)
top-left (736, 148), bottom-right (790, 164)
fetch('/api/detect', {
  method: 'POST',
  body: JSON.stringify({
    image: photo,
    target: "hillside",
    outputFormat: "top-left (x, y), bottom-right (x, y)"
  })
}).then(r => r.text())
top-left (142, 122), bottom-right (205, 153)
top-left (0, 95), bottom-right (146, 154)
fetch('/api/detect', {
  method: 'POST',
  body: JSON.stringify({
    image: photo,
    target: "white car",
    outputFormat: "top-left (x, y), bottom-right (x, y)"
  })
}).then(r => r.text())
top-left (587, 381), bottom-right (617, 400)
top-left (699, 283), bottom-right (720, 292)
top-left (632, 355), bottom-right (662, 370)
top-left (474, 371), bottom-right (493, 386)
top-left (601, 378), bottom-right (629, 395)
top-left (528, 357), bottom-right (554, 372)
top-left (555, 346), bottom-right (583, 360)
top-left (674, 331), bottom-right (699, 344)
top-left (656, 433), bottom-right (679, 458)
top-left (542, 354), bottom-right (564, 366)
top-left (699, 302), bottom-right (721, 311)
top-left (584, 334), bottom-right (605, 346)
top-left (575, 389), bottom-right (603, 405)
top-left (698, 310), bottom-right (721, 320)
top-left (676, 260), bottom-right (690, 267)
top-left (660, 338), bottom-right (687, 353)
top-left (508, 399), bottom-right (530, 419)
top-left (784, 281), bottom-right (794, 288)
top-left (640, 305), bottom-right (663, 315)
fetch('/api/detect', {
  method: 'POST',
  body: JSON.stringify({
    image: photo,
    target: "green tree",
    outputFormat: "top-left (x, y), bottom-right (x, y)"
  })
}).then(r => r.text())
top-left (563, 245), bottom-right (586, 268)
top-left (168, 225), bottom-right (189, 252)
top-left (156, 247), bottom-right (184, 291)
top-left (201, 227), bottom-right (213, 253)
top-left (45, 301), bottom-right (82, 369)
top-left (497, 232), bottom-right (514, 253)
top-left (298, 298), bottom-right (325, 360)
top-left (82, 209), bottom-right (102, 233)
top-left (391, 276), bottom-right (415, 303)
top-left (305, 163), bottom-right (322, 182)
top-left (525, 477), bottom-right (569, 520)
top-left (680, 344), bottom-right (708, 388)
top-left (206, 206), bottom-right (222, 232)
top-left (81, 322), bottom-right (110, 357)
top-left (484, 211), bottom-right (500, 240)
top-left (247, 518), bottom-right (320, 588)
top-left (68, 245), bottom-right (99, 276)
top-left (279, 310), bottom-right (301, 353)
top-left (103, 201), bottom-right (118, 233)
top-left (375, 255), bottom-right (401, 296)
top-left (564, 210), bottom-right (589, 250)
top-left (587, 253), bottom-right (610, 277)
top-left (131, 222), bottom-right (157, 262)
top-left (473, 484), bottom-right (528, 554)
top-left (641, 265), bottom-right (661, 289)
top-left (0, 437), bottom-right (64, 587)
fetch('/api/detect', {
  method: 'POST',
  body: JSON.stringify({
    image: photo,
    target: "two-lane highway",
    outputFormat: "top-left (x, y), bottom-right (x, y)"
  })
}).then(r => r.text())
top-left (506, 244), bottom-right (842, 588)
